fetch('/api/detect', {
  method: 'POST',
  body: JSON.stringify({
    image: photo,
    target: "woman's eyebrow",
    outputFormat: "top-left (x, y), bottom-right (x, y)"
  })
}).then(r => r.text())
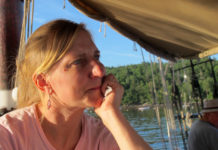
top-left (72, 49), bottom-right (100, 58)
top-left (74, 53), bottom-right (86, 58)
top-left (95, 49), bottom-right (100, 54)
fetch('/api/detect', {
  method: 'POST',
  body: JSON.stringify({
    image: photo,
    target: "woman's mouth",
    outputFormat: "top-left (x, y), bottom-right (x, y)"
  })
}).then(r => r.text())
top-left (89, 87), bottom-right (101, 91)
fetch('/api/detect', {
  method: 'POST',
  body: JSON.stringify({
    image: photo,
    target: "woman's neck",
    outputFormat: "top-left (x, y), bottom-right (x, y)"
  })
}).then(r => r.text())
top-left (36, 103), bottom-right (85, 150)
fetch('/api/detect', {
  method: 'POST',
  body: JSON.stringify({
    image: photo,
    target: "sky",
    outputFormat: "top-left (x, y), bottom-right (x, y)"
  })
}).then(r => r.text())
top-left (32, 0), bottom-right (217, 67)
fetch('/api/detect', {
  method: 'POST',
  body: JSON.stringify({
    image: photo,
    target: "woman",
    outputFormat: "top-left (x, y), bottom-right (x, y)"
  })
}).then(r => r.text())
top-left (0, 19), bottom-right (152, 150)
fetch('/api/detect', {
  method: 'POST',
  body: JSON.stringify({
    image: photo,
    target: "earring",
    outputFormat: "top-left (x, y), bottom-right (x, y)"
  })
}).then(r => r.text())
top-left (47, 89), bottom-right (52, 110)
top-left (47, 98), bottom-right (51, 110)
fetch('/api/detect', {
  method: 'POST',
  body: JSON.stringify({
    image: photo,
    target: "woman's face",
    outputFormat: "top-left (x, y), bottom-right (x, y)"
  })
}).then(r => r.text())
top-left (47, 30), bottom-right (105, 108)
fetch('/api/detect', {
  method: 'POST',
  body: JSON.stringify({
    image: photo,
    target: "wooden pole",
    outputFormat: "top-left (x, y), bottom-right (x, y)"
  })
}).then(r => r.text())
top-left (0, 0), bottom-right (23, 110)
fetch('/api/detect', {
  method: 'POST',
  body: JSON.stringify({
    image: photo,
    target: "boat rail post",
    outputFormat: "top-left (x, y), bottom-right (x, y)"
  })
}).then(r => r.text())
top-left (190, 59), bottom-right (203, 114)
top-left (170, 67), bottom-right (188, 150)
top-left (209, 57), bottom-right (218, 98)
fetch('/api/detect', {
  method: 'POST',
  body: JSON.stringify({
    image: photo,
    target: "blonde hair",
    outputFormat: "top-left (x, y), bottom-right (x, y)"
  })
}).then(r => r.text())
top-left (15, 19), bottom-right (86, 108)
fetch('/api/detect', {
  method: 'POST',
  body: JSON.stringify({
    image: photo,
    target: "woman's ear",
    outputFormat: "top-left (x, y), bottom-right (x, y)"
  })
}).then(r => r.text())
top-left (32, 74), bottom-right (48, 92)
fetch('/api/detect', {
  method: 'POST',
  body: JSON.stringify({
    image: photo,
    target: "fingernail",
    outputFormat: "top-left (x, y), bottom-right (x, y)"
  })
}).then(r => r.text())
top-left (104, 86), bottom-right (112, 97)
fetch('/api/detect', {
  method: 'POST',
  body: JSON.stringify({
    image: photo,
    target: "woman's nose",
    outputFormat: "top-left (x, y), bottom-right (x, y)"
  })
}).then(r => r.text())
top-left (90, 60), bottom-right (105, 78)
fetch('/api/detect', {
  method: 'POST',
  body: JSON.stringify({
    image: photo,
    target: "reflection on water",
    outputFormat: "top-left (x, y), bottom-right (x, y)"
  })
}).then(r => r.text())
top-left (122, 107), bottom-right (188, 150)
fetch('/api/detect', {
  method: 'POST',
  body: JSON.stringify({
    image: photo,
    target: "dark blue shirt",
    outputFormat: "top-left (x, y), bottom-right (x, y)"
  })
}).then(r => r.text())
top-left (188, 120), bottom-right (218, 150)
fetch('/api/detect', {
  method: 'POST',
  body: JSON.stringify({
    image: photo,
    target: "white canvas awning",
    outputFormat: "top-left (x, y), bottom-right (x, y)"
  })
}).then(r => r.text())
top-left (69, 0), bottom-right (218, 61)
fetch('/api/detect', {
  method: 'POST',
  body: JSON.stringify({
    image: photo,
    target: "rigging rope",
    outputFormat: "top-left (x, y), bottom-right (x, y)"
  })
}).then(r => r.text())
top-left (158, 57), bottom-right (179, 150)
top-left (30, 0), bottom-right (35, 34)
top-left (133, 42), bottom-right (137, 51)
top-left (139, 48), bottom-right (167, 149)
top-left (148, 52), bottom-right (167, 150)
top-left (104, 22), bottom-right (106, 37)
top-left (18, 0), bottom-right (29, 64)
top-left (99, 22), bottom-right (102, 32)
top-left (17, 0), bottom-right (35, 83)
top-left (27, 0), bottom-right (30, 38)
top-left (63, 0), bottom-right (66, 9)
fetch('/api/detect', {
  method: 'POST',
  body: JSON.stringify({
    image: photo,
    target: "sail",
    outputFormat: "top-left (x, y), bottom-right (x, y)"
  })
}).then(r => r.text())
top-left (69, 0), bottom-right (218, 61)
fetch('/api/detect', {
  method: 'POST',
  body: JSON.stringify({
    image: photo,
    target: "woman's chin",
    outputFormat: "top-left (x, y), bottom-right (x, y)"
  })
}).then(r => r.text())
top-left (86, 96), bottom-right (103, 108)
top-left (93, 98), bottom-right (103, 108)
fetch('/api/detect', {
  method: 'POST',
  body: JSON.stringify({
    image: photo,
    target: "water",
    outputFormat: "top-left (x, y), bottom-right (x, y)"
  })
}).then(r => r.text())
top-left (86, 107), bottom-right (192, 150)
top-left (122, 107), bottom-right (189, 150)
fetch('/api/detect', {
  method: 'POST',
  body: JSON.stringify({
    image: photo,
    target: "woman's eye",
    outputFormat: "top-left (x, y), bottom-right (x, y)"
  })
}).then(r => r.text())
top-left (72, 59), bottom-right (83, 65)
top-left (67, 59), bottom-right (83, 68)
top-left (94, 54), bottom-right (100, 60)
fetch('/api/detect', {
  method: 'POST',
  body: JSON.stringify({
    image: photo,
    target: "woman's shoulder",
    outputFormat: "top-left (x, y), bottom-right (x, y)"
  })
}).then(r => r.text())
top-left (0, 105), bottom-right (35, 127)
top-left (83, 113), bottom-right (103, 125)
top-left (0, 105), bottom-right (38, 149)
top-left (82, 113), bottom-right (106, 134)
top-left (0, 104), bottom-right (55, 150)
top-left (78, 113), bottom-right (119, 150)
top-left (0, 105), bottom-right (37, 136)
top-left (0, 105), bottom-right (38, 134)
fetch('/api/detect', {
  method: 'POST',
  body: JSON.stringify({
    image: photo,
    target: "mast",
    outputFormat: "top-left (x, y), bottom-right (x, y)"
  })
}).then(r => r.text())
top-left (0, 0), bottom-right (23, 110)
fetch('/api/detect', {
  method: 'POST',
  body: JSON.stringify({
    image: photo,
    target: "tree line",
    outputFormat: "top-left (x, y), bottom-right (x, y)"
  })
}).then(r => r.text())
top-left (106, 57), bottom-right (218, 106)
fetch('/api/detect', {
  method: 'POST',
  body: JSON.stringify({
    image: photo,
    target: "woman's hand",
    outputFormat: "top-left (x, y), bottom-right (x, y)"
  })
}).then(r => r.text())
top-left (94, 74), bottom-right (152, 150)
top-left (94, 74), bottom-right (124, 119)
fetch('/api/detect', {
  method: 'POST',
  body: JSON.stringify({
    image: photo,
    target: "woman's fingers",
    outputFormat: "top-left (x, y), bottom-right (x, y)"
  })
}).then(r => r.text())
top-left (94, 98), bottom-right (103, 108)
top-left (97, 74), bottom-right (124, 109)
top-left (101, 74), bottom-right (118, 95)
top-left (104, 86), bottom-right (112, 97)
top-left (95, 74), bottom-right (124, 121)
